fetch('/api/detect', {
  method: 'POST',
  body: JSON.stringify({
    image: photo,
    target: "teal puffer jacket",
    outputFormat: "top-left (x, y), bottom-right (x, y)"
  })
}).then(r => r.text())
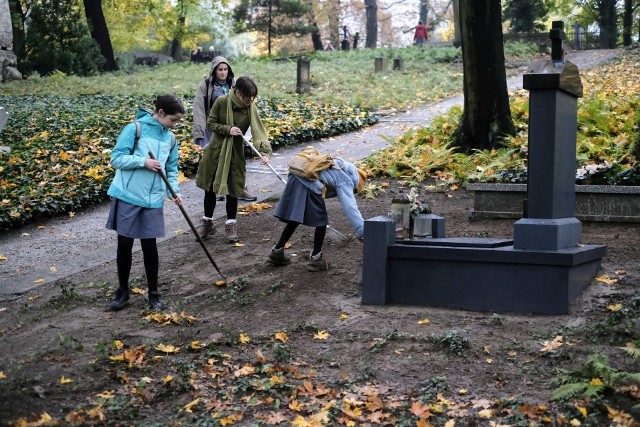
top-left (107, 109), bottom-right (180, 208)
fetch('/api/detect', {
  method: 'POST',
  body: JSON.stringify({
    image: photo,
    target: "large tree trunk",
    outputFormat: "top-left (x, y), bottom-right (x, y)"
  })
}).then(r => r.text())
top-left (83, 0), bottom-right (118, 71)
top-left (622, 0), bottom-right (633, 46)
top-left (453, 0), bottom-right (515, 152)
top-left (597, 0), bottom-right (617, 48)
top-left (8, 0), bottom-right (26, 60)
top-left (364, 0), bottom-right (377, 48)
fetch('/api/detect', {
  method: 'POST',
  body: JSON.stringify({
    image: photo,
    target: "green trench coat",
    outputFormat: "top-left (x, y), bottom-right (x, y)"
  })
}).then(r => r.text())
top-left (195, 94), bottom-right (270, 197)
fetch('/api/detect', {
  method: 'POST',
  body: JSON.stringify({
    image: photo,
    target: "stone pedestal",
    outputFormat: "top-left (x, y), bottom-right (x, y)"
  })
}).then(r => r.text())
top-left (296, 57), bottom-right (311, 94)
top-left (375, 57), bottom-right (388, 73)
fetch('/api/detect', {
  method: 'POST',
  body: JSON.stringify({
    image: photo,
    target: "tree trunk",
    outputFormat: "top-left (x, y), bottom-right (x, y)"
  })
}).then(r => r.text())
top-left (8, 0), bottom-right (26, 60)
top-left (419, 0), bottom-right (429, 25)
top-left (597, 0), bottom-right (617, 49)
top-left (453, 0), bottom-right (515, 153)
top-left (452, 0), bottom-right (461, 47)
top-left (83, 0), bottom-right (118, 71)
top-left (170, 15), bottom-right (186, 61)
top-left (364, 0), bottom-right (377, 48)
top-left (622, 0), bottom-right (632, 46)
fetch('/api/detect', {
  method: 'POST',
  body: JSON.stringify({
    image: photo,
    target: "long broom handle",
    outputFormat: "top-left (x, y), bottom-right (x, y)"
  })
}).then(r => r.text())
top-left (240, 135), bottom-right (288, 185)
top-left (148, 151), bottom-right (225, 280)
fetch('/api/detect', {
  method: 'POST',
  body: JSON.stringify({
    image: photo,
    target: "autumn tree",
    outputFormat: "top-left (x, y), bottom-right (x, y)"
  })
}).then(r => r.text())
top-left (233, 0), bottom-right (313, 55)
top-left (22, 0), bottom-right (105, 76)
top-left (503, 0), bottom-right (549, 33)
top-left (453, 0), bottom-right (515, 152)
top-left (83, 0), bottom-right (118, 71)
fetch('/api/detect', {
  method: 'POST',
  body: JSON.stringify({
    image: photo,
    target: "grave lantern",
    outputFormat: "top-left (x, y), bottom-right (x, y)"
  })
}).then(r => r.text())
top-left (391, 192), bottom-right (411, 240)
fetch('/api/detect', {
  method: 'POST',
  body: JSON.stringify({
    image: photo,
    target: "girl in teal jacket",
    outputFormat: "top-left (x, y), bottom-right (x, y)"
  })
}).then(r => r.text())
top-left (106, 94), bottom-right (185, 311)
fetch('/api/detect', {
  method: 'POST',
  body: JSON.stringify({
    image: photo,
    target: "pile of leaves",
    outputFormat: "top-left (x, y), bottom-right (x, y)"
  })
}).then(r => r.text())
top-left (363, 49), bottom-right (640, 187)
top-left (0, 95), bottom-right (376, 230)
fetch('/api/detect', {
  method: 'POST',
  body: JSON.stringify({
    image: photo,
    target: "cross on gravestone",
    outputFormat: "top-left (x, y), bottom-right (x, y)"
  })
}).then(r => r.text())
top-left (550, 20), bottom-right (565, 62)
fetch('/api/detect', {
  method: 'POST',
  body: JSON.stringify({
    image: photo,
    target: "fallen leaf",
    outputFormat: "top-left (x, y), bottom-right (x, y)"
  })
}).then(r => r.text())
top-left (0, 372), bottom-right (6, 379)
top-left (275, 332), bottom-right (288, 343)
top-left (0, 255), bottom-right (7, 261)
top-left (239, 333), bottom-right (250, 344)
top-left (59, 376), bottom-right (73, 384)
top-left (113, 340), bottom-right (124, 349)
top-left (183, 398), bottom-right (201, 412)
top-left (233, 243), bottom-right (245, 247)
top-left (596, 275), bottom-right (618, 285)
top-left (607, 303), bottom-right (622, 311)
top-left (27, 295), bottom-right (41, 301)
top-left (215, 280), bottom-right (226, 286)
top-left (340, 313), bottom-right (348, 320)
top-left (34, 279), bottom-right (44, 283)
top-left (418, 318), bottom-right (430, 325)
top-left (190, 341), bottom-right (204, 350)
top-left (174, 229), bottom-right (184, 233)
top-left (154, 343), bottom-right (180, 353)
top-left (540, 335), bottom-right (563, 352)
top-left (234, 365), bottom-right (255, 377)
top-left (96, 390), bottom-right (114, 399)
top-left (131, 287), bottom-right (146, 294)
top-left (314, 330), bottom-right (330, 340)
top-left (50, 266), bottom-right (57, 273)
top-left (163, 375), bottom-right (174, 383)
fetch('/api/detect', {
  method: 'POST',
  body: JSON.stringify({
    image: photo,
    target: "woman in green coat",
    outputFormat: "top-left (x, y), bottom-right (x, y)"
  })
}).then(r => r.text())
top-left (195, 76), bottom-right (272, 243)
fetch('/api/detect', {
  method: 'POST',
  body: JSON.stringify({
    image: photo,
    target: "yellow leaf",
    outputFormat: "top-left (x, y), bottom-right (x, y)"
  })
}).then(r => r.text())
top-left (589, 378), bottom-right (604, 386)
top-left (0, 255), bottom-right (6, 261)
top-left (458, 389), bottom-right (468, 395)
top-left (28, 294), bottom-right (41, 301)
top-left (190, 341), bottom-right (204, 350)
top-left (233, 243), bottom-right (245, 247)
top-left (183, 397), bottom-right (201, 412)
top-left (340, 313), bottom-right (348, 320)
top-left (275, 332), bottom-right (288, 343)
top-left (68, 211), bottom-right (75, 218)
top-left (570, 418), bottom-right (582, 426)
top-left (540, 335), bottom-right (563, 352)
top-left (607, 303), bottom-right (622, 311)
top-left (314, 330), bottom-right (330, 340)
top-left (163, 375), bottom-right (174, 384)
top-left (38, 225), bottom-right (45, 229)
top-left (59, 376), bottom-right (73, 384)
top-left (131, 287), bottom-right (146, 294)
top-left (34, 278), bottom-right (45, 283)
top-left (174, 229), bottom-right (184, 233)
top-left (239, 333), bottom-right (250, 344)
top-left (483, 346), bottom-right (490, 354)
top-left (0, 372), bottom-right (6, 379)
top-left (596, 275), bottom-right (618, 285)
top-left (418, 318), bottom-right (430, 325)
top-left (576, 406), bottom-right (587, 417)
top-left (50, 266), bottom-right (57, 273)
top-left (289, 399), bottom-right (304, 411)
top-left (478, 409), bottom-right (494, 418)
top-left (154, 343), bottom-right (180, 353)
top-left (96, 390), bottom-right (114, 399)
top-left (113, 340), bottom-right (124, 349)
top-left (234, 365), bottom-right (255, 377)
top-left (486, 358), bottom-right (493, 364)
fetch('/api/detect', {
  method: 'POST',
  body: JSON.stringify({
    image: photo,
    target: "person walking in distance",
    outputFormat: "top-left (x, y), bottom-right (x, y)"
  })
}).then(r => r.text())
top-left (193, 56), bottom-right (257, 203)
top-left (106, 94), bottom-right (185, 311)
top-left (195, 76), bottom-right (272, 243)
top-left (414, 21), bottom-right (428, 47)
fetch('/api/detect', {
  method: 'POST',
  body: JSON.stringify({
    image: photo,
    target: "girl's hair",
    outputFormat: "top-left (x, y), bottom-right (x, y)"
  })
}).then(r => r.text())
top-left (234, 76), bottom-right (258, 98)
top-left (154, 94), bottom-right (185, 115)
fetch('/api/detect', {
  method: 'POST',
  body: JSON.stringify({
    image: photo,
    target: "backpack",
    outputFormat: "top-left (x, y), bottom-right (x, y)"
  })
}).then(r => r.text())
top-left (287, 147), bottom-right (335, 181)
top-left (132, 121), bottom-right (177, 154)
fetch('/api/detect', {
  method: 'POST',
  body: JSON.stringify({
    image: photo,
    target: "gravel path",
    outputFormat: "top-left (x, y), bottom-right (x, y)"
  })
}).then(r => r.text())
top-left (0, 49), bottom-right (621, 300)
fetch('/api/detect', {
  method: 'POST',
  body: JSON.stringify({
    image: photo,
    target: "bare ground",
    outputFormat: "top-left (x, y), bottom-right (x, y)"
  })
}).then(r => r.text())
top-left (1, 179), bottom-right (639, 426)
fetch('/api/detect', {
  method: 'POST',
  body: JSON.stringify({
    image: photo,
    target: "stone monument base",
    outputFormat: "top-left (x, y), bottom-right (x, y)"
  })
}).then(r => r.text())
top-left (362, 217), bottom-right (606, 315)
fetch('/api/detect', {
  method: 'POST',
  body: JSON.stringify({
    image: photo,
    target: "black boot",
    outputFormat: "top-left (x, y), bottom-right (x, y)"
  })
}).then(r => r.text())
top-left (108, 287), bottom-right (130, 311)
top-left (148, 291), bottom-right (165, 310)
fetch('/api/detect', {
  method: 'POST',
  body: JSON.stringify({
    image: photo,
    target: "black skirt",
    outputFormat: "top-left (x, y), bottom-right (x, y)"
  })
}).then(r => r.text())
top-left (274, 175), bottom-right (328, 227)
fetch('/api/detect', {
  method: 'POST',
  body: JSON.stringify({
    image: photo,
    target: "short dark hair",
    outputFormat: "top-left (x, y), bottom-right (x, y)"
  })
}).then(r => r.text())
top-left (235, 76), bottom-right (258, 98)
top-left (154, 94), bottom-right (185, 115)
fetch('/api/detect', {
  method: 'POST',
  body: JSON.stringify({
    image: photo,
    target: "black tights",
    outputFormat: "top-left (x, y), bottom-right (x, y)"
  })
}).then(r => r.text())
top-left (275, 221), bottom-right (326, 256)
top-left (117, 235), bottom-right (158, 292)
top-left (204, 190), bottom-right (237, 220)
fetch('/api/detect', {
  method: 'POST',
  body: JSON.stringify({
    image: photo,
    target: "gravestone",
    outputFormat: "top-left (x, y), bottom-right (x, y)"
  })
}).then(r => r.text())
top-left (0, 106), bottom-right (10, 154)
top-left (0, 0), bottom-right (21, 82)
top-left (296, 57), bottom-right (311, 94)
top-left (393, 57), bottom-right (404, 71)
top-left (374, 57), bottom-right (388, 73)
top-left (361, 21), bottom-right (605, 314)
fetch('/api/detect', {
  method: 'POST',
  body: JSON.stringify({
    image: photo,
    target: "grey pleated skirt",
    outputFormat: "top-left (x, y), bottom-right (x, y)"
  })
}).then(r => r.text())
top-left (106, 198), bottom-right (166, 239)
top-left (274, 175), bottom-right (328, 227)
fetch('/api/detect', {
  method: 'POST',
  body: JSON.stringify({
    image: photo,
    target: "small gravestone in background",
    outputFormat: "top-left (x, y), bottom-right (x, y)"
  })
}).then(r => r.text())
top-left (296, 57), bottom-right (311, 94)
top-left (0, 0), bottom-right (21, 82)
top-left (0, 106), bottom-right (10, 154)
top-left (374, 57), bottom-right (388, 73)
top-left (393, 57), bottom-right (404, 71)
